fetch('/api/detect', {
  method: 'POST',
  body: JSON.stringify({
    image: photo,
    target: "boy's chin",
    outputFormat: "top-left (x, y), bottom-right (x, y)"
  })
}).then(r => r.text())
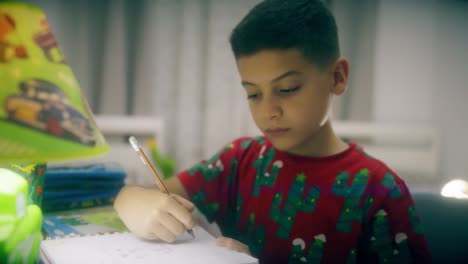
top-left (269, 137), bottom-right (312, 156)
top-left (268, 137), bottom-right (296, 152)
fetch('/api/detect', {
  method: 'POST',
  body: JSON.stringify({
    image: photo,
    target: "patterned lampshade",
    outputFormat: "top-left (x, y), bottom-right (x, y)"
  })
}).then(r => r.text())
top-left (0, 2), bottom-right (109, 163)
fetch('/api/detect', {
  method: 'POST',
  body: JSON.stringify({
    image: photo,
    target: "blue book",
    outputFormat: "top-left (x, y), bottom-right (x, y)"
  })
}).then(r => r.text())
top-left (45, 163), bottom-right (126, 180)
top-left (42, 162), bottom-right (127, 213)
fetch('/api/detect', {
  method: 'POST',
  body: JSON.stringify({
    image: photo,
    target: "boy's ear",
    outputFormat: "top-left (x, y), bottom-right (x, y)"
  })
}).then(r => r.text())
top-left (331, 57), bottom-right (349, 95)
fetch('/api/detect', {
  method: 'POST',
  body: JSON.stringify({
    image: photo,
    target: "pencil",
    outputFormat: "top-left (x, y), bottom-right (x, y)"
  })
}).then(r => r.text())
top-left (129, 136), bottom-right (195, 239)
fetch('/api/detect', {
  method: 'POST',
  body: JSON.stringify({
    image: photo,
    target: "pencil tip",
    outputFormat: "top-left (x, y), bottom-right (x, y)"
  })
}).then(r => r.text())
top-left (189, 229), bottom-right (195, 239)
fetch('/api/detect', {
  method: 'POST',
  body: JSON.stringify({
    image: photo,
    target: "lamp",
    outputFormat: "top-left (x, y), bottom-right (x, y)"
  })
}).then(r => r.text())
top-left (0, 2), bottom-right (109, 263)
top-left (441, 179), bottom-right (468, 200)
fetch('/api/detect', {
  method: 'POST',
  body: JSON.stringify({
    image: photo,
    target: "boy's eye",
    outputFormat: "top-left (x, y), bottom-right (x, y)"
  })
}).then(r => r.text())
top-left (279, 86), bottom-right (301, 94)
top-left (247, 93), bottom-right (258, 100)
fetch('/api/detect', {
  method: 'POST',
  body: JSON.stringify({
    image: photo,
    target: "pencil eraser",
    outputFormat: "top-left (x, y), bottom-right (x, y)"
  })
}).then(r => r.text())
top-left (129, 136), bottom-right (139, 151)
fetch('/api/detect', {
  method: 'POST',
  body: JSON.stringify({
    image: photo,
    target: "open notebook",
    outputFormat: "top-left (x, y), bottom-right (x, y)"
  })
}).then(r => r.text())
top-left (40, 226), bottom-right (258, 264)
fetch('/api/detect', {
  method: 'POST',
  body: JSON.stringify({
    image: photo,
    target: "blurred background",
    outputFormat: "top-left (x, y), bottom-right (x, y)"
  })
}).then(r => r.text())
top-left (20, 0), bottom-right (468, 187)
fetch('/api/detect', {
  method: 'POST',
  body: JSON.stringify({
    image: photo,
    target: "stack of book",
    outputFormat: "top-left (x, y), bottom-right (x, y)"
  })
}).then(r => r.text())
top-left (42, 163), bottom-right (126, 213)
top-left (42, 208), bottom-right (128, 238)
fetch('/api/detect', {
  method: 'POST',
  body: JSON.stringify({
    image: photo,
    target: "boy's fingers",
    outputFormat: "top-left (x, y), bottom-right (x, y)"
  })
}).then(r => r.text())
top-left (142, 232), bottom-right (158, 240)
top-left (150, 222), bottom-right (176, 243)
top-left (158, 212), bottom-right (187, 237)
top-left (166, 199), bottom-right (195, 229)
top-left (216, 237), bottom-right (250, 255)
top-left (172, 194), bottom-right (195, 212)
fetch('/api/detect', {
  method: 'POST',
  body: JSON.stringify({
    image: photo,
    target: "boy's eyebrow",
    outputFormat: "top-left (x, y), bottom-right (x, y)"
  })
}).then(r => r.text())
top-left (241, 70), bottom-right (303, 87)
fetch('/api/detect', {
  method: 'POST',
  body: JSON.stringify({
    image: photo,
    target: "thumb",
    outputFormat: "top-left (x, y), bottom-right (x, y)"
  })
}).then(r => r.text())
top-left (171, 193), bottom-right (195, 212)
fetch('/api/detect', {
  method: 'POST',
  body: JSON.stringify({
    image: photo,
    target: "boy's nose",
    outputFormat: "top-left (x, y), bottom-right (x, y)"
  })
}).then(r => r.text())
top-left (261, 97), bottom-right (282, 120)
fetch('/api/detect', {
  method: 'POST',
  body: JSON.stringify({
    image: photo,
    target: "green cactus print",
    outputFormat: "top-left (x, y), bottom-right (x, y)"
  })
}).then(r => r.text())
top-left (289, 242), bottom-right (305, 264)
top-left (222, 196), bottom-right (243, 239)
top-left (240, 136), bottom-right (265, 149)
top-left (332, 169), bottom-right (370, 233)
top-left (253, 146), bottom-right (282, 196)
top-left (361, 195), bottom-right (375, 220)
top-left (227, 196), bottom-right (243, 227)
top-left (235, 196), bottom-right (242, 223)
top-left (392, 233), bottom-right (411, 263)
top-left (227, 158), bottom-right (238, 185)
top-left (288, 235), bottom-right (326, 264)
top-left (307, 235), bottom-right (327, 263)
top-left (346, 248), bottom-right (357, 264)
top-left (370, 210), bottom-right (394, 263)
top-left (246, 213), bottom-right (266, 256)
top-left (192, 190), bottom-right (219, 221)
top-left (408, 206), bottom-right (424, 234)
top-left (270, 173), bottom-right (320, 239)
top-left (370, 211), bottom-right (413, 263)
top-left (381, 172), bottom-right (402, 198)
top-left (188, 152), bottom-right (223, 181)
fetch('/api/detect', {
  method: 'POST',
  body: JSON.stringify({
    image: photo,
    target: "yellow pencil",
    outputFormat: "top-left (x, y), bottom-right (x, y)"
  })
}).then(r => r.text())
top-left (129, 136), bottom-right (195, 239)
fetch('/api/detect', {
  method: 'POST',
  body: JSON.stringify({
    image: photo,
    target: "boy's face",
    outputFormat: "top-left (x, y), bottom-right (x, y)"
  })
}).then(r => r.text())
top-left (237, 48), bottom-right (346, 156)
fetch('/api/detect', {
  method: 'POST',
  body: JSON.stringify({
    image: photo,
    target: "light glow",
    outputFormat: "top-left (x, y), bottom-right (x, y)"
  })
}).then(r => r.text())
top-left (440, 179), bottom-right (468, 199)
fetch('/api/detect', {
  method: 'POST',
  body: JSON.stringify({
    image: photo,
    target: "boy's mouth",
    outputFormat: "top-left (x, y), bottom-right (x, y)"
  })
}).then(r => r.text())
top-left (264, 127), bottom-right (290, 137)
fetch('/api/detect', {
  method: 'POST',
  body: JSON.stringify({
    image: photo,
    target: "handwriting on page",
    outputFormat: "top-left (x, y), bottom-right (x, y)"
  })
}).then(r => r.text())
top-left (96, 233), bottom-right (194, 262)
top-left (114, 244), bottom-right (172, 259)
top-left (41, 226), bottom-right (258, 264)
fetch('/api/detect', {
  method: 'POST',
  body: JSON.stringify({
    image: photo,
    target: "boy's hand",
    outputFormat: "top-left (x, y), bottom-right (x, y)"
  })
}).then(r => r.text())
top-left (114, 186), bottom-right (195, 242)
top-left (216, 236), bottom-right (251, 256)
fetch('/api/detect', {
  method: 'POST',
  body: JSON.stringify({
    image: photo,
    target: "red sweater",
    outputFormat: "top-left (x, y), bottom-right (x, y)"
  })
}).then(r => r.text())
top-left (178, 136), bottom-right (431, 263)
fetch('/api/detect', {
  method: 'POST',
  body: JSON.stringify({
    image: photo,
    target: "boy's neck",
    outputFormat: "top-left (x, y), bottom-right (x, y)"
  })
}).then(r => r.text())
top-left (320, 121), bottom-right (349, 156)
top-left (288, 120), bottom-right (349, 157)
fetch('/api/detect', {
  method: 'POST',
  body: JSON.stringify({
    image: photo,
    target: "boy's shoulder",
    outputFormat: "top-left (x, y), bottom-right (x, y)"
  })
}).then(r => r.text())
top-left (352, 144), bottom-right (408, 186)
top-left (224, 137), bottom-right (407, 186)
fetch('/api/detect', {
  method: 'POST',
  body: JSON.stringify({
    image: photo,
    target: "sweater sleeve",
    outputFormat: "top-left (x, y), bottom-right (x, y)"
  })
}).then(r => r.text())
top-left (177, 137), bottom-right (249, 223)
top-left (365, 167), bottom-right (432, 263)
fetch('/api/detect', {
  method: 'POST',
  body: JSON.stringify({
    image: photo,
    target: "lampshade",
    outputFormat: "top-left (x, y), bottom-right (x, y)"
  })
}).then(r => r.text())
top-left (0, 2), bottom-right (109, 163)
top-left (441, 179), bottom-right (468, 200)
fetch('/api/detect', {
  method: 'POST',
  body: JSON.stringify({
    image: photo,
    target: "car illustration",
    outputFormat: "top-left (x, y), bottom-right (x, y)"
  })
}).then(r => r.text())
top-left (5, 79), bottom-right (96, 146)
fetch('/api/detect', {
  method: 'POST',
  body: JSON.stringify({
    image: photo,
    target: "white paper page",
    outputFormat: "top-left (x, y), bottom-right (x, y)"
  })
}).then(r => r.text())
top-left (40, 226), bottom-right (258, 264)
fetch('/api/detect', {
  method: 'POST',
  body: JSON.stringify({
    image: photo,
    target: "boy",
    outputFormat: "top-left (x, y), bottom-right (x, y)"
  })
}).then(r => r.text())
top-left (114, 0), bottom-right (431, 263)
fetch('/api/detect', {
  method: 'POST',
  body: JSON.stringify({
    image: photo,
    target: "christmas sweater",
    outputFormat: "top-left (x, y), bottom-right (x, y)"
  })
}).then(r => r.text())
top-left (178, 136), bottom-right (431, 263)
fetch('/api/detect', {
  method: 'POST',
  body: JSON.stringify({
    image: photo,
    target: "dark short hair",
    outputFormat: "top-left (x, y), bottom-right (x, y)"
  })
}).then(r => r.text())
top-left (229, 0), bottom-right (340, 69)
